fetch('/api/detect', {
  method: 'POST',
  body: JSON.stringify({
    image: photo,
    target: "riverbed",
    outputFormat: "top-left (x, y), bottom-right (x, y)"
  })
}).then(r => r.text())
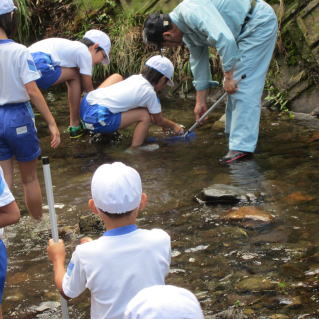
top-left (3, 92), bottom-right (319, 319)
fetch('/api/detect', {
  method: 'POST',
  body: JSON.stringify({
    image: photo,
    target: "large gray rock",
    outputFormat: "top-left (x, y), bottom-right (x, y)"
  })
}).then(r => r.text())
top-left (195, 184), bottom-right (261, 205)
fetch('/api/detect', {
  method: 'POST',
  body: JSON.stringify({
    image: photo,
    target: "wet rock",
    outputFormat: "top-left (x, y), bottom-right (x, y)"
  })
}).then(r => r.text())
top-left (195, 184), bottom-right (261, 205)
top-left (7, 271), bottom-right (30, 285)
top-left (281, 263), bottom-right (305, 279)
top-left (305, 266), bottom-right (319, 276)
top-left (209, 307), bottom-right (247, 319)
top-left (220, 206), bottom-right (275, 229)
top-left (283, 191), bottom-right (315, 204)
top-left (269, 315), bottom-right (289, 319)
top-left (235, 276), bottom-right (277, 292)
top-left (79, 213), bottom-right (104, 234)
top-left (251, 229), bottom-right (289, 244)
top-left (58, 225), bottom-right (78, 242)
top-left (35, 301), bottom-right (60, 312)
top-left (279, 296), bottom-right (302, 309)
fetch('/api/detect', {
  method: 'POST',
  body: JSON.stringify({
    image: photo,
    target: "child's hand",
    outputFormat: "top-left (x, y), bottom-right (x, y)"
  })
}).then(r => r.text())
top-left (79, 237), bottom-right (93, 245)
top-left (47, 239), bottom-right (65, 262)
top-left (49, 124), bottom-right (61, 148)
top-left (173, 124), bottom-right (185, 135)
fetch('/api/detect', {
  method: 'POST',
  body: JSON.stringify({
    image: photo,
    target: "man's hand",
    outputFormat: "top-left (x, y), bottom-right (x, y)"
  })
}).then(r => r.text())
top-left (194, 103), bottom-right (207, 122)
top-left (223, 77), bottom-right (238, 94)
top-left (47, 239), bottom-right (66, 263)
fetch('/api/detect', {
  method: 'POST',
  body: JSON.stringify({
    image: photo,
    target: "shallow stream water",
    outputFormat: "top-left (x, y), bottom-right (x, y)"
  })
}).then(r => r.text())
top-left (3, 92), bottom-right (319, 319)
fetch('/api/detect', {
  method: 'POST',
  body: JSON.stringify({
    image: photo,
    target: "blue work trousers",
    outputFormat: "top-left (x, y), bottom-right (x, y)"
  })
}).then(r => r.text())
top-left (225, 0), bottom-right (278, 153)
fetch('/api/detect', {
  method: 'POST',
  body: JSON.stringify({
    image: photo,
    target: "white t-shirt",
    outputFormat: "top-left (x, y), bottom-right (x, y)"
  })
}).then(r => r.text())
top-left (0, 40), bottom-right (40, 105)
top-left (29, 38), bottom-right (92, 75)
top-left (62, 227), bottom-right (171, 319)
top-left (0, 167), bottom-right (15, 238)
top-left (86, 74), bottom-right (162, 114)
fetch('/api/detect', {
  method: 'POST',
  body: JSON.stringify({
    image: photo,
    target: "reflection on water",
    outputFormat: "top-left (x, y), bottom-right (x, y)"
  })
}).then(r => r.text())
top-left (3, 92), bottom-right (319, 318)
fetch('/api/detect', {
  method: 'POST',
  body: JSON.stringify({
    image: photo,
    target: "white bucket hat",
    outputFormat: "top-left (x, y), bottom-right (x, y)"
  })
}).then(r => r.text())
top-left (84, 29), bottom-right (111, 65)
top-left (124, 285), bottom-right (205, 319)
top-left (145, 55), bottom-right (174, 86)
top-left (0, 0), bottom-right (16, 15)
top-left (91, 162), bottom-right (142, 214)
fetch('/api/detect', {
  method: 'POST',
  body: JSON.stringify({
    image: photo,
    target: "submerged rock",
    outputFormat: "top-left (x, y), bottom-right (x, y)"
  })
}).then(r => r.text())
top-left (195, 184), bottom-right (261, 205)
top-left (208, 308), bottom-right (247, 319)
top-left (284, 191), bottom-right (315, 204)
top-left (79, 213), bottom-right (104, 234)
top-left (236, 276), bottom-right (277, 292)
top-left (220, 206), bottom-right (275, 228)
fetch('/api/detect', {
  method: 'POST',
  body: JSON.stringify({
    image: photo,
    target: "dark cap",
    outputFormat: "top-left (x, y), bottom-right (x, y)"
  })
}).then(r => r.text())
top-left (143, 12), bottom-right (172, 49)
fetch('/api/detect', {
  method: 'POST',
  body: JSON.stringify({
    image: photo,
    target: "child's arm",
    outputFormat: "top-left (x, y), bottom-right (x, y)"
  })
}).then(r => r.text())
top-left (24, 82), bottom-right (61, 149)
top-left (0, 201), bottom-right (20, 228)
top-left (151, 113), bottom-right (184, 135)
top-left (47, 239), bottom-right (70, 299)
top-left (81, 75), bottom-right (94, 93)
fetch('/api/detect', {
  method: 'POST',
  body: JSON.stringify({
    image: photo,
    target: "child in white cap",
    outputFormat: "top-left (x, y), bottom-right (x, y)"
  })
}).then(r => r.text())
top-left (80, 55), bottom-right (184, 147)
top-left (0, 0), bottom-right (60, 220)
top-left (29, 30), bottom-right (122, 138)
top-left (47, 162), bottom-right (171, 319)
top-left (124, 285), bottom-right (204, 319)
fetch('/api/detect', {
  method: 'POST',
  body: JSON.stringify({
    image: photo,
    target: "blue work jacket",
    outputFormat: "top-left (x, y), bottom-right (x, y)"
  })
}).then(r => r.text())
top-left (169, 0), bottom-right (251, 90)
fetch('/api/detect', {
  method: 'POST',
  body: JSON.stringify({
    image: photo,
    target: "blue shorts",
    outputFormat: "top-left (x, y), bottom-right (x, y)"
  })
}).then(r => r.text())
top-left (80, 96), bottom-right (121, 133)
top-left (0, 240), bottom-right (7, 304)
top-left (0, 102), bottom-right (41, 162)
top-left (31, 52), bottom-right (62, 89)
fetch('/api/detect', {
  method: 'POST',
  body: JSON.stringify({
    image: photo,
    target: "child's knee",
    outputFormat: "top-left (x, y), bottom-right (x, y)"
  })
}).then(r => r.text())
top-left (141, 111), bottom-right (151, 123)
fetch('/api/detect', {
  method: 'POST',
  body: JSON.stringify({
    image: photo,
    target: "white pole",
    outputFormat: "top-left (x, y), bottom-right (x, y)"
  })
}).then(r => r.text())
top-left (42, 156), bottom-right (70, 319)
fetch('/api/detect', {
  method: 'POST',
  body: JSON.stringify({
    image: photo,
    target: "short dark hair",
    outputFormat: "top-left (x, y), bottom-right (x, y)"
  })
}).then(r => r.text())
top-left (80, 37), bottom-right (104, 52)
top-left (143, 12), bottom-right (172, 49)
top-left (0, 11), bottom-right (17, 37)
top-left (141, 65), bottom-right (166, 86)
top-left (99, 209), bottom-right (134, 219)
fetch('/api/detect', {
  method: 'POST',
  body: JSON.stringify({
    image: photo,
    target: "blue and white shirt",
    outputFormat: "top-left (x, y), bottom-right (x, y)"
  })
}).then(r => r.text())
top-left (63, 225), bottom-right (171, 319)
top-left (0, 40), bottom-right (40, 105)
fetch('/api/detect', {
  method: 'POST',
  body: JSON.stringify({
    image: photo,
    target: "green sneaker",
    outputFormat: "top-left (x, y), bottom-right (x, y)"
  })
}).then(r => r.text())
top-left (67, 125), bottom-right (84, 139)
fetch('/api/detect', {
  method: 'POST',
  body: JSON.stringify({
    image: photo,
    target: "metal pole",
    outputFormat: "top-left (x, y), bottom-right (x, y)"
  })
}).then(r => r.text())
top-left (42, 156), bottom-right (70, 319)
top-left (183, 74), bottom-right (246, 138)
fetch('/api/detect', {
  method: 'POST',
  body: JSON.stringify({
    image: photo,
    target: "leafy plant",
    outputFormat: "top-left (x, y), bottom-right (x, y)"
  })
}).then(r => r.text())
top-left (15, 0), bottom-right (31, 42)
top-left (264, 80), bottom-right (292, 116)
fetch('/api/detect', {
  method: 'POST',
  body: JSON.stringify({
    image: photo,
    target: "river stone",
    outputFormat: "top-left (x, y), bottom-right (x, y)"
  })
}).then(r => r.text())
top-left (236, 276), bottom-right (277, 292)
top-left (284, 191), bottom-right (315, 204)
top-left (35, 301), bottom-right (60, 312)
top-left (79, 213), bottom-right (104, 233)
top-left (270, 315), bottom-right (289, 319)
top-left (209, 308), bottom-right (247, 319)
top-left (220, 206), bottom-right (275, 228)
top-left (196, 184), bottom-right (260, 205)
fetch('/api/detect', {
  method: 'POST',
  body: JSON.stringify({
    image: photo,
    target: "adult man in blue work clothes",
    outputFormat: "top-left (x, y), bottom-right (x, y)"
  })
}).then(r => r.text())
top-left (143, 0), bottom-right (278, 163)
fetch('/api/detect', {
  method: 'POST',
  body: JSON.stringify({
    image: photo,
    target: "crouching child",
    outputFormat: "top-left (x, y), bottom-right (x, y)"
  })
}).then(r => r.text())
top-left (80, 55), bottom-right (184, 147)
top-left (47, 162), bottom-right (171, 319)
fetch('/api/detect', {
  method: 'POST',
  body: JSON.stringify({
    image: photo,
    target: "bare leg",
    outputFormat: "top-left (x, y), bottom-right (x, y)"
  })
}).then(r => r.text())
top-left (18, 159), bottom-right (42, 220)
top-left (120, 109), bottom-right (151, 147)
top-left (98, 74), bottom-right (123, 89)
top-left (53, 68), bottom-right (82, 127)
top-left (0, 159), bottom-right (14, 189)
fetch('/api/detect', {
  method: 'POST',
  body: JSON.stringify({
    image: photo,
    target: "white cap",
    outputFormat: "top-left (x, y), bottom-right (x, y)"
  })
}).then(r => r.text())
top-left (91, 162), bottom-right (142, 214)
top-left (84, 29), bottom-right (111, 65)
top-left (145, 55), bottom-right (174, 86)
top-left (124, 285), bottom-right (205, 319)
top-left (0, 0), bottom-right (16, 15)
